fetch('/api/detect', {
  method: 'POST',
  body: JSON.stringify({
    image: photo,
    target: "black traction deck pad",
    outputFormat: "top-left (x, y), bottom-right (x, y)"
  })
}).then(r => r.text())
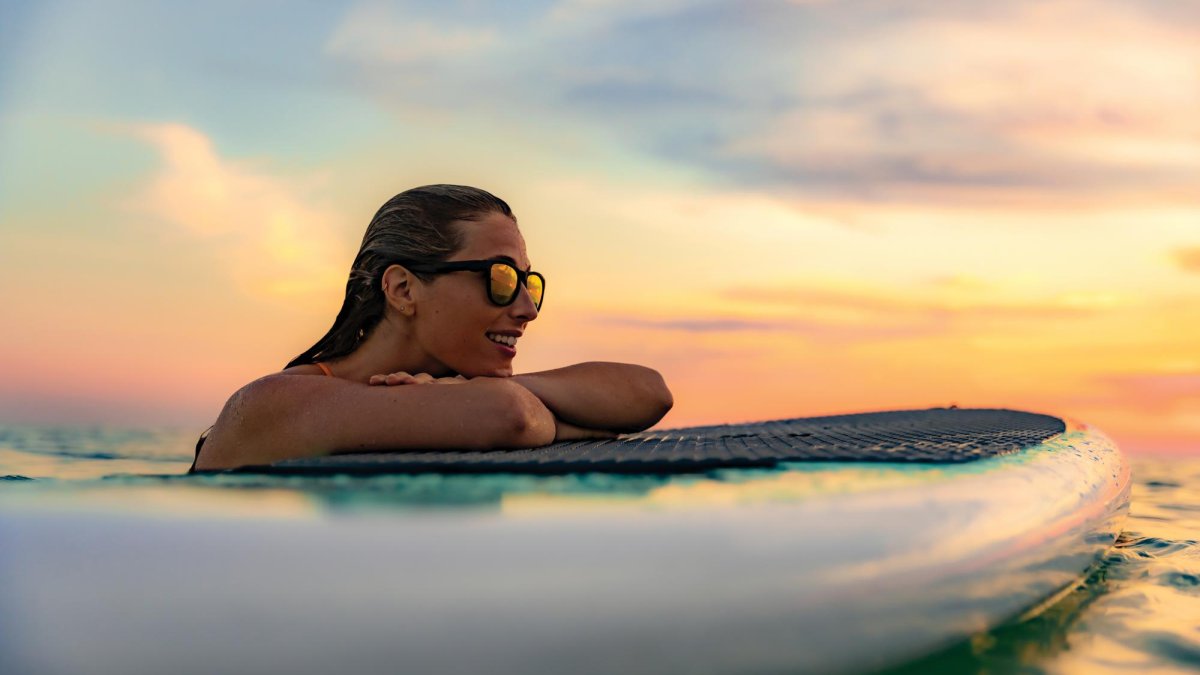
top-left (236, 408), bottom-right (1067, 476)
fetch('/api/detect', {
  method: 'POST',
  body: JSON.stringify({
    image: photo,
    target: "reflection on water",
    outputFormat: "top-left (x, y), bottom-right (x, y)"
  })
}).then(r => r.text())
top-left (879, 456), bottom-right (1200, 675)
top-left (1, 425), bottom-right (1197, 673)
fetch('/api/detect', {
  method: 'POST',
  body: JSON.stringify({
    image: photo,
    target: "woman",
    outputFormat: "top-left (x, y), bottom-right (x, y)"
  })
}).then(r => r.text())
top-left (192, 185), bottom-right (673, 471)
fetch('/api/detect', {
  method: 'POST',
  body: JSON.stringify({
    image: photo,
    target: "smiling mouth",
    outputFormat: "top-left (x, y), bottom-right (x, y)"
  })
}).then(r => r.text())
top-left (486, 332), bottom-right (518, 348)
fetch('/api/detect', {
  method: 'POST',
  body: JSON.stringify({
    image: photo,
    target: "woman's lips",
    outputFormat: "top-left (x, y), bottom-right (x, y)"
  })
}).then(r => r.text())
top-left (488, 336), bottom-right (516, 357)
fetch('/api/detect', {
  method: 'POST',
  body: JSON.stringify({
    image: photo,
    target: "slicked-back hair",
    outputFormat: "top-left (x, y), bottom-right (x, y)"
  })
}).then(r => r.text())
top-left (285, 185), bottom-right (514, 368)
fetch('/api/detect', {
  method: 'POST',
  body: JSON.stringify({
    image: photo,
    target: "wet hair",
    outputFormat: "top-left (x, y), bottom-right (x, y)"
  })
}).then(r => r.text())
top-left (285, 184), bottom-right (515, 368)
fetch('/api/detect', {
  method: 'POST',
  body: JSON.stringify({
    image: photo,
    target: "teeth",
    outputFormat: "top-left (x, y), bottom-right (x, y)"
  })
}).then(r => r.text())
top-left (486, 333), bottom-right (518, 347)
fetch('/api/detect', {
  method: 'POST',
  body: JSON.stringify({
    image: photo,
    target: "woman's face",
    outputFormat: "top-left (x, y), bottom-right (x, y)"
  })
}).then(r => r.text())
top-left (410, 211), bottom-right (540, 378)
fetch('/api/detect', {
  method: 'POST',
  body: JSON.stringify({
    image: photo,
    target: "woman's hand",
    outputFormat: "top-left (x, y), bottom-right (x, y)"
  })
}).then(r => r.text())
top-left (369, 372), bottom-right (467, 386)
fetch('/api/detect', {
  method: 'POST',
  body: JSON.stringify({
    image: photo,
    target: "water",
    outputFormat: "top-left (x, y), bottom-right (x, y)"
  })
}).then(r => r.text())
top-left (881, 456), bottom-right (1200, 675)
top-left (1, 424), bottom-right (1197, 674)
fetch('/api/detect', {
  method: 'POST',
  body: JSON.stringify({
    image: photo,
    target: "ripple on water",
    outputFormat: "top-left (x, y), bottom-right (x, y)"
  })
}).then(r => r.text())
top-left (1118, 535), bottom-right (1198, 557)
top-left (0, 425), bottom-right (194, 463)
top-left (881, 456), bottom-right (1200, 675)
top-left (1159, 572), bottom-right (1200, 592)
top-left (1142, 633), bottom-right (1200, 669)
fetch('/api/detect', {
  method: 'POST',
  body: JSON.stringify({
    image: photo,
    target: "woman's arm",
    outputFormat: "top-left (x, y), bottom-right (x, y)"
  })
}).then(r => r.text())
top-left (193, 374), bottom-right (556, 471)
top-left (510, 362), bottom-right (673, 434)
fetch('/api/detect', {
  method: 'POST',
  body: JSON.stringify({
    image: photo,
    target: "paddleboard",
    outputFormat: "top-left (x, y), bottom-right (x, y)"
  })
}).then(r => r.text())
top-left (0, 407), bottom-right (1130, 675)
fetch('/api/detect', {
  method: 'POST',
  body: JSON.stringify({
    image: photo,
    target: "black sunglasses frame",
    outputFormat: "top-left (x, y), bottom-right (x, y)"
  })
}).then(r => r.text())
top-left (388, 259), bottom-right (545, 309)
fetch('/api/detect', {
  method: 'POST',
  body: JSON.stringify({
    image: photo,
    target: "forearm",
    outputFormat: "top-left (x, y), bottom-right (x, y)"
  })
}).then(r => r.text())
top-left (510, 362), bottom-right (673, 433)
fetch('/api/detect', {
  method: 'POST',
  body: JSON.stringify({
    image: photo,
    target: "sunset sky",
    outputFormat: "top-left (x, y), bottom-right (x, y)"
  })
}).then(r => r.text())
top-left (1, 0), bottom-right (1197, 455)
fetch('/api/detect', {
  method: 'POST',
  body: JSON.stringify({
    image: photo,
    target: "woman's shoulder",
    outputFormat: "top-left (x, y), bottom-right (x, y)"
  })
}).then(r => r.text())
top-left (223, 368), bottom-right (336, 418)
top-left (195, 370), bottom-right (343, 470)
top-left (213, 369), bottom-right (340, 434)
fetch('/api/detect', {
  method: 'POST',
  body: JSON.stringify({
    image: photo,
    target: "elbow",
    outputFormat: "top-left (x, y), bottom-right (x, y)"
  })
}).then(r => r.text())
top-left (491, 380), bottom-right (556, 448)
top-left (639, 368), bottom-right (674, 429)
top-left (656, 390), bottom-right (674, 426)
top-left (653, 370), bottom-right (674, 415)
top-left (612, 365), bottom-right (673, 432)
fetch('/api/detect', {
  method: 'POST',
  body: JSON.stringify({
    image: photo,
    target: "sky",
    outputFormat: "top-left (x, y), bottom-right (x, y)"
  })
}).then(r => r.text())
top-left (0, 0), bottom-right (1197, 456)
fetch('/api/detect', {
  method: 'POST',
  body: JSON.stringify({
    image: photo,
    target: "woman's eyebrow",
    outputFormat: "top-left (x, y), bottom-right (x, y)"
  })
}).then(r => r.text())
top-left (494, 255), bottom-right (531, 272)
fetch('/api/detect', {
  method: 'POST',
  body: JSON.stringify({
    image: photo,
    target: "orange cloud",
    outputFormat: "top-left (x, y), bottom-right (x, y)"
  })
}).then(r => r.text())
top-left (119, 122), bottom-right (350, 299)
top-left (722, 281), bottom-right (1110, 324)
top-left (594, 310), bottom-right (949, 345)
top-left (534, 274), bottom-right (1195, 439)
top-left (1173, 246), bottom-right (1200, 274)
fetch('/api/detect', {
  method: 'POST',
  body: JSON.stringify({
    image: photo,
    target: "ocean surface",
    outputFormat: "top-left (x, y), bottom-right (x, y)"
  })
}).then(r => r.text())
top-left (1, 424), bottom-right (1197, 674)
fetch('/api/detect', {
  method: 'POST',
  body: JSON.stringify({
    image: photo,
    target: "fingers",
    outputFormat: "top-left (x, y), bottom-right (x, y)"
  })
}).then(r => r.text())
top-left (369, 372), bottom-right (446, 386)
top-left (369, 372), bottom-right (418, 386)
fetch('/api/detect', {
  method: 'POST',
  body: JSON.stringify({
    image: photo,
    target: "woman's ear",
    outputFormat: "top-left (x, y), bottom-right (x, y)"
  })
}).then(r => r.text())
top-left (380, 264), bottom-right (418, 316)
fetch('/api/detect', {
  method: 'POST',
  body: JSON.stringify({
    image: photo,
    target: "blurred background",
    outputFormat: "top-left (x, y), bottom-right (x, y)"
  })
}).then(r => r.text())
top-left (1, 0), bottom-right (1196, 456)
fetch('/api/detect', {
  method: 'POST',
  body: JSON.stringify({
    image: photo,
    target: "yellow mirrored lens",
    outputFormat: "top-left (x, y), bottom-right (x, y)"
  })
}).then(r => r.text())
top-left (527, 274), bottom-right (544, 307)
top-left (490, 263), bottom-right (519, 303)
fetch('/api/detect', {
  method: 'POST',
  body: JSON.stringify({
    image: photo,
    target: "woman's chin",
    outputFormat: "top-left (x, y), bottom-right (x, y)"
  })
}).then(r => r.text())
top-left (460, 363), bottom-right (514, 378)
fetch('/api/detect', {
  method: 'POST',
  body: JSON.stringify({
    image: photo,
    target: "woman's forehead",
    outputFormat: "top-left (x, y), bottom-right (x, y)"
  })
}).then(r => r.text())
top-left (455, 213), bottom-right (530, 267)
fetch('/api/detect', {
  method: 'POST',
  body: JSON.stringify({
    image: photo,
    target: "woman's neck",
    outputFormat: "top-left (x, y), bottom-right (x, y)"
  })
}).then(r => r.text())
top-left (322, 316), bottom-right (443, 382)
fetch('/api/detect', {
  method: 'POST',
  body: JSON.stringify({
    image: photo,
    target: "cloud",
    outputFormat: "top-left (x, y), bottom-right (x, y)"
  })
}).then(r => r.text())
top-left (710, 1), bottom-right (1200, 200)
top-left (119, 122), bottom-right (348, 298)
top-left (543, 0), bottom-right (699, 30)
top-left (927, 275), bottom-right (991, 292)
top-left (324, 0), bottom-right (1200, 206)
top-left (600, 317), bottom-right (796, 333)
top-left (325, 4), bottom-right (498, 66)
top-left (578, 269), bottom-right (1135, 348)
top-left (1173, 246), bottom-right (1200, 274)
top-left (594, 312), bottom-right (949, 343)
top-left (583, 268), bottom-right (1050, 343)
top-left (1084, 371), bottom-right (1200, 414)
top-left (723, 281), bottom-right (1115, 320)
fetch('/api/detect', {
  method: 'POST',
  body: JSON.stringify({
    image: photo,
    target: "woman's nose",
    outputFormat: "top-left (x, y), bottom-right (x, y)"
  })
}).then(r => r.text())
top-left (511, 283), bottom-right (539, 321)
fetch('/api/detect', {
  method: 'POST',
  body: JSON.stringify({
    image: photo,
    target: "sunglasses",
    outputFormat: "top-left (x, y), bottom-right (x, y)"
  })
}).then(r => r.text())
top-left (390, 259), bottom-right (545, 310)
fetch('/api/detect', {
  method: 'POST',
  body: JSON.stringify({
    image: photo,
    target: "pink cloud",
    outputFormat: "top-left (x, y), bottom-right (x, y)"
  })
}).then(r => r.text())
top-left (1067, 372), bottom-right (1200, 416)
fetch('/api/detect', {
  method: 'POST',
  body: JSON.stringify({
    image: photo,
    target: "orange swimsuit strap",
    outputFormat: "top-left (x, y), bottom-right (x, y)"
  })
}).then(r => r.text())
top-left (315, 362), bottom-right (334, 377)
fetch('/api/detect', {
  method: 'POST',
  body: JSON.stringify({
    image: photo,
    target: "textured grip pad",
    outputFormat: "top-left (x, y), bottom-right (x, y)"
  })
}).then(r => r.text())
top-left (239, 408), bottom-right (1068, 476)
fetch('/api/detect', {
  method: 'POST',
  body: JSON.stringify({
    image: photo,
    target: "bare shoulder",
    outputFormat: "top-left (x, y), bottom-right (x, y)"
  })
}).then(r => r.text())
top-left (193, 372), bottom-right (333, 470)
top-left (194, 372), bottom-right (554, 471)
